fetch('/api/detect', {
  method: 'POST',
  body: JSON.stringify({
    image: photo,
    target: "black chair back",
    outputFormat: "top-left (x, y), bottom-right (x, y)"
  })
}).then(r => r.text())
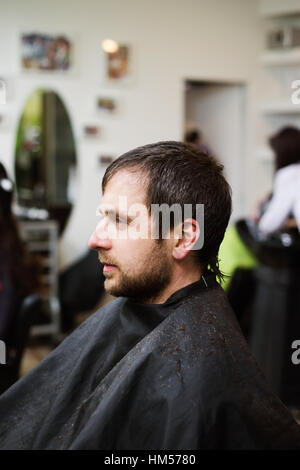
top-left (0, 294), bottom-right (42, 395)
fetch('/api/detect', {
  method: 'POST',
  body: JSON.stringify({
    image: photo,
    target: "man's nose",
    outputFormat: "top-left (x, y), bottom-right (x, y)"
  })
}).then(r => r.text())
top-left (88, 222), bottom-right (112, 250)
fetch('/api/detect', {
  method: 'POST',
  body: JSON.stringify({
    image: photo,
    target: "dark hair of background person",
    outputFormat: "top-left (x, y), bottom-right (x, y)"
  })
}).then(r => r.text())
top-left (102, 141), bottom-right (232, 281)
top-left (185, 129), bottom-right (201, 145)
top-left (270, 126), bottom-right (300, 171)
top-left (0, 162), bottom-right (40, 297)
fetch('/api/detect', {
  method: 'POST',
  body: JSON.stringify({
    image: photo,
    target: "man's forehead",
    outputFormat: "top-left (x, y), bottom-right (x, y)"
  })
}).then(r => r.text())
top-left (102, 169), bottom-right (147, 204)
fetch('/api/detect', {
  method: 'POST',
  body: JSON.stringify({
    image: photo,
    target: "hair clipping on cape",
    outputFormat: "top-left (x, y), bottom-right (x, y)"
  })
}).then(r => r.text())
top-left (0, 178), bottom-right (13, 192)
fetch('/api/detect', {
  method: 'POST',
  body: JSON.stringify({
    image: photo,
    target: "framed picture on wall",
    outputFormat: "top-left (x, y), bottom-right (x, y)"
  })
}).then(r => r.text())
top-left (96, 96), bottom-right (117, 113)
top-left (20, 32), bottom-right (73, 72)
top-left (102, 41), bottom-right (134, 86)
top-left (98, 154), bottom-right (115, 167)
top-left (83, 124), bottom-right (101, 139)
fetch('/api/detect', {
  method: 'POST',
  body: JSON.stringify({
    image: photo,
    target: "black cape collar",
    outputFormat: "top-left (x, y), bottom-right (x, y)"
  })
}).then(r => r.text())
top-left (126, 274), bottom-right (211, 307)
top-left (122, 274), bottom-right (214, 329)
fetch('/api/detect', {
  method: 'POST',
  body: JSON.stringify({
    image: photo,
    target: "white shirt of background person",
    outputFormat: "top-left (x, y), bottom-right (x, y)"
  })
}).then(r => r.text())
top-left (258, 163), bottom-right (300, 235)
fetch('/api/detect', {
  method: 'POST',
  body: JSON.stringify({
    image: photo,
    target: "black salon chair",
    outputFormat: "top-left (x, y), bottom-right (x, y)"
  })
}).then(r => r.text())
top-left (235, 219), bottom-right (300, 407)
top-left (58, 249), bottom-right (105, 333)
top-left (0, 294), bottom-right (42, 395)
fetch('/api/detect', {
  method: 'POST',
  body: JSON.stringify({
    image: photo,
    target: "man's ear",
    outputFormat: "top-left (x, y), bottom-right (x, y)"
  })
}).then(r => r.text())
top-left (172, 218), bottom-right (201, 260)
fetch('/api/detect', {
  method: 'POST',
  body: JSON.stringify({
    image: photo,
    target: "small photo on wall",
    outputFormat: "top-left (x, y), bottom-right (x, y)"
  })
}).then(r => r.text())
top-left (98, 154), bottom-right (115, 166)
top-left (20, 32), bottom-right (73, 72)
top-left (102, 41), bottom-right (133, 85)
top-left (107, 45), bottom-right (129, 80)
top-left (83, 124), bottom-right (101, 138)
top-left (97, 97), bottom-right (117, 112)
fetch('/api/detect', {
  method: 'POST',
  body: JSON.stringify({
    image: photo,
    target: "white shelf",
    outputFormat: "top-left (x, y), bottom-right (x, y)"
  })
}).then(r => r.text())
top-left (260, 47), bottom-right (300, 66)
top-left (19, 220), bottom-right (61, 340)
top-left (259, 100), bottom-right (300, 115)
top-left (259, 0), bottom-right (300, 18)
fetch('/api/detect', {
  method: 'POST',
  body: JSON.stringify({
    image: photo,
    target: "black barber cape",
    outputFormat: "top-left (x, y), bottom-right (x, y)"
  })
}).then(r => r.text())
top-left (0, 277), bottom-right (299, 450)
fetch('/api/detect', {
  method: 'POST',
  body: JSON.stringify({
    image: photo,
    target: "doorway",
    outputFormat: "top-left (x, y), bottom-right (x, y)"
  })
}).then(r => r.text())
top-left (184, 80), bottom-right (247, 221)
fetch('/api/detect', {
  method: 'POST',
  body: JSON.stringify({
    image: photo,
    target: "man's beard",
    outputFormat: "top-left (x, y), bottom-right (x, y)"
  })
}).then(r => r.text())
top-left (100, 245), bottom-right (172, 303)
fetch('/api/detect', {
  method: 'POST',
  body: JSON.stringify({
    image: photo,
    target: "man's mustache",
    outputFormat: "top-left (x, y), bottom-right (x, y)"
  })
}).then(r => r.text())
top-left (98, 253), bottom-right (118, 267)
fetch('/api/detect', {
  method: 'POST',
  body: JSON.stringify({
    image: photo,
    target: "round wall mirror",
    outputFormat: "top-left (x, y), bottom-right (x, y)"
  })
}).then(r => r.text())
top-left (15, 89), bottom-right (77, 235)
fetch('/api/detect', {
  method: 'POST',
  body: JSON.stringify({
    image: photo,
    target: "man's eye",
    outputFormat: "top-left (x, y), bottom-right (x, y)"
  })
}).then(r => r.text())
top-left (116, 218), bottom-right (127, 226)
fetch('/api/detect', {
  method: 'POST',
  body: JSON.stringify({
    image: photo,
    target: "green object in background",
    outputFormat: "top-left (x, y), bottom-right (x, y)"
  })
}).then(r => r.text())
top-left (15, 89), bottom-right (43, 154)
top-left (218, 224), bottom-right (258, 291)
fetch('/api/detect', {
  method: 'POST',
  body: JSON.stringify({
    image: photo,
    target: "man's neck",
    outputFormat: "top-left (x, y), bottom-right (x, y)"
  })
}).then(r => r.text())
top-left (147, 266), bottom-right (203, 304)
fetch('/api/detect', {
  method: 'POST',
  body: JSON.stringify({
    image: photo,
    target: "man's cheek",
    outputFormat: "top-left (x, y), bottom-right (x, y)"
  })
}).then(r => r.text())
top-left (127, 221), bottom-right (149, 240)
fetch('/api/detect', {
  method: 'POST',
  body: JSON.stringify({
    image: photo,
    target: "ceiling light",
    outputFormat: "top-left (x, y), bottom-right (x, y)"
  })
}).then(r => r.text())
top-left (101, 39), bottom-right (119, 54)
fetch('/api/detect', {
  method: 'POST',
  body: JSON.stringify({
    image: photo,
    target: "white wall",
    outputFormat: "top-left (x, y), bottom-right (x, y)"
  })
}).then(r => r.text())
top-left (0, 0), bottom-right (269, 268)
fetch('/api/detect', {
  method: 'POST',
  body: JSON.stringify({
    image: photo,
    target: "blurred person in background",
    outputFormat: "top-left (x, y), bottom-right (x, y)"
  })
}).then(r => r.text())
top-left (218, 126), bottom-right (300, 339)
top-left (219, 126), bottom-right (300, 291)
top-left (0, 162), bottom-right (40, 344)
top-left (256, 126), bottom-right (300, 235)
top-left (184, 127), bottom-right (212, 155)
